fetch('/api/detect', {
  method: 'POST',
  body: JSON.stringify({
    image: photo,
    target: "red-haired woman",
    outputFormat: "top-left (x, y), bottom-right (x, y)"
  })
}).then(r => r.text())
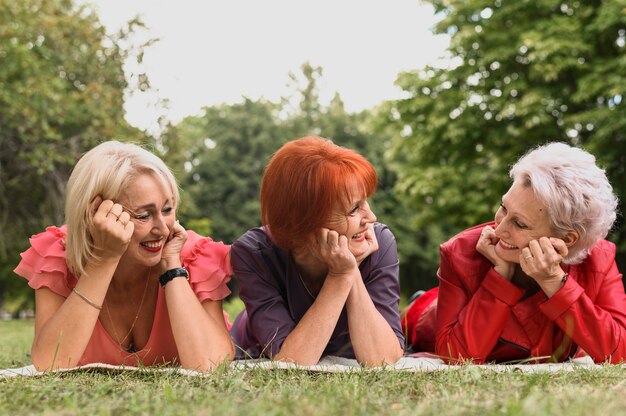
top-left (230, 136), bottom-right (404, 366)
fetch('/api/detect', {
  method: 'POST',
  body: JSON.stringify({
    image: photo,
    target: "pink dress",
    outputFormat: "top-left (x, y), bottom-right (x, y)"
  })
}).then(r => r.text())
top-left (14, 225), bottom-right (232, 367)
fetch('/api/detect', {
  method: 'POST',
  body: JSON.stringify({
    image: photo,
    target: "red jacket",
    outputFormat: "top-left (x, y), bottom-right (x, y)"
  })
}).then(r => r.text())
top-left (435, 222), bottom-right (626, 364)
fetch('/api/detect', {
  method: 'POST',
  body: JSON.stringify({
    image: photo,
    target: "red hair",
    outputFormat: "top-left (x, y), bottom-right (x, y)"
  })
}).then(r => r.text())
top-left (261, 136), bottom-right (377, 250)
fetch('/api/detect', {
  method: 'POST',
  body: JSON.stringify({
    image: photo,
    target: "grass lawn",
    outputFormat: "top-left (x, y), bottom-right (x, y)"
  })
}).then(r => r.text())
top-left (3, 315), bottom-right (626, 415)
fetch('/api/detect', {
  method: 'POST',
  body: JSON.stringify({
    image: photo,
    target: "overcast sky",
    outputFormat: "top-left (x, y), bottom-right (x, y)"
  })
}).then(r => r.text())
top-left (79, 0), bottom-right (449, 133)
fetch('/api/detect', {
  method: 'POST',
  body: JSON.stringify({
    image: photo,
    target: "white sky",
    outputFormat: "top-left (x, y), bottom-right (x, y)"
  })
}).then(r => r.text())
top-left (79, 0), bottom-right (449, 134)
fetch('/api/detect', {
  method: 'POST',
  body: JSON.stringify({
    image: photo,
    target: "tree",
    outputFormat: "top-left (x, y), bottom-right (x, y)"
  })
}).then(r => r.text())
top-left (168, 98), bottom-right (290, 245)
top-left (166, 62), bottom-right (437, 295)
top-left (387, 0), bottom-right (626, 274)
top-left (0, 0), bottom-right (151, 311)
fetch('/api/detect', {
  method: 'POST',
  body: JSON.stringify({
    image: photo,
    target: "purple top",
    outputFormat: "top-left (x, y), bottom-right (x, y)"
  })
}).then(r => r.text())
top-left (230, 222), bottom-right (404, 359)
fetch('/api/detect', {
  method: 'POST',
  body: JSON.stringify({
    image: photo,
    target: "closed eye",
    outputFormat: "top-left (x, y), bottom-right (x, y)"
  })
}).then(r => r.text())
top-left (348, 203), bottom-right (360, 216)
top-left (119, 204), bottom-right (142, 219)
top-left (514, 220), bottom-right (528, 229)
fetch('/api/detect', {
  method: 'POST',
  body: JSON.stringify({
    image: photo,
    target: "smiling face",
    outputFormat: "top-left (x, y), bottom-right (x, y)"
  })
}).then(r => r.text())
top-left (493, 180), bottom-right (554, 264)
top-left (325, 183), bottom-right (377, 259)
top-left (118, 172), bottom-right (176, 267)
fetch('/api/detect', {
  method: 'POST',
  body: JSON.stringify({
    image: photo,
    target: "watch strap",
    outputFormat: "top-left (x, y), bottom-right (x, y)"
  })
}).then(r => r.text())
top-left (159, 267), bottom-right (189, 287)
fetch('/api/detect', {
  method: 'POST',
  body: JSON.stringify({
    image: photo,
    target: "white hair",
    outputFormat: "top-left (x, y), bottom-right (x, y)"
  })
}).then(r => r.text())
top-left (510, 142), bottom-right (618, 264)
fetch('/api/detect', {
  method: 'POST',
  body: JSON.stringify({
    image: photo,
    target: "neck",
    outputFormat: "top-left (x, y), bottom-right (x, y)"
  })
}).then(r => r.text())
top-left (110, 259), bottom-right (153, 292)
top-left (291, 247), bottom-right (327, 282)
top-left (511, 265), bottom-right (540, 293)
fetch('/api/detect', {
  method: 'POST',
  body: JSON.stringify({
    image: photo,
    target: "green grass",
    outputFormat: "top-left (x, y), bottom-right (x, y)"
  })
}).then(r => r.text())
top-left (3, 317), bottom-right (626, 415)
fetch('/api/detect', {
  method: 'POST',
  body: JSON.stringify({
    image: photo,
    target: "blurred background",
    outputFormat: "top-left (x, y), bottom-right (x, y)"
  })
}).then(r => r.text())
top-left (1, 0), bottom-right (624, 316)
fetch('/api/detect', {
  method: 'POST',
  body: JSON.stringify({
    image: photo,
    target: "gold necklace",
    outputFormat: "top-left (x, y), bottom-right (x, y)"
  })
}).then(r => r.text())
top-left (104, 269), bottom-right (151, 352)
top-left (297, 270), bottom-right (317, 300)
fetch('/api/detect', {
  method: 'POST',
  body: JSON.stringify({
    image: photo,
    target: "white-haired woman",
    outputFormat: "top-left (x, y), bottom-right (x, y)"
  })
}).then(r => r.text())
top-left (402, 142), bottom-right (626, 364)
top-left (15, 141), bottom-right (234, 371)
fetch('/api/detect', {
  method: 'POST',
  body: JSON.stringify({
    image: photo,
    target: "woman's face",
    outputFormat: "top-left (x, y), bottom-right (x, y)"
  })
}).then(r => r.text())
top-left (118, 173), bottom-right (176, 267)
top-left (325, 184), bottom-right (377, 259)
top-left (493, 180), bottom-right (554, 264)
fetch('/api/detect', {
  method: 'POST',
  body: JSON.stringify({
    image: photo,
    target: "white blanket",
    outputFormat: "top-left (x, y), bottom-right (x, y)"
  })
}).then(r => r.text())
top-left (0, 355), bottom-right (601, 378)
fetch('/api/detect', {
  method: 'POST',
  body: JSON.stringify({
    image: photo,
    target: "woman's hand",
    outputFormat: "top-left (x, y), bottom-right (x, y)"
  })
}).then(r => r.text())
top-left (520, 237), bottom-right (568, 297)
top-left (160, 220), bottom-right (188, 271)
top-left (354, 223), bottom-right (379, 265)
top-left (313, 228), bottom-right (358, 278)
top-left (90, 196), bottom-right (134, 260)
top-left (475, 225), bottom-right (515, 280)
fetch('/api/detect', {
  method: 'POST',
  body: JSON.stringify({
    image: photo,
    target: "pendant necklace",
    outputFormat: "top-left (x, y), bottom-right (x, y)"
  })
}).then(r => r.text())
top-left (104, 268), bottom-right (151, 352)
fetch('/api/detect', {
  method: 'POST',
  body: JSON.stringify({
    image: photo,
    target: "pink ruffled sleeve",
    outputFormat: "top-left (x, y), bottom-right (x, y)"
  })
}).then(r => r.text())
top-left (181, 230), bottom-right (232, 303)
top-left (13, 225), bottom-right (77, 298)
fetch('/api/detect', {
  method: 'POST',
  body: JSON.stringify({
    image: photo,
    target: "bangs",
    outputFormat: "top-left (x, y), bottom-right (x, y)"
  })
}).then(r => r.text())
top-left (332, 160), bottom-right (378, 210)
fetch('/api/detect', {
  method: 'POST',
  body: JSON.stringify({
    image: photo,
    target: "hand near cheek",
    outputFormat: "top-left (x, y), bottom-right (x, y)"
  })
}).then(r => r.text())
top-left (520, 237), bottom-right (568, 297)
top-left (89, 196), bottom-right (134, 259)
top-left (475, 225), bottom-right (514, 280)
top-left (354, 223), bottom-right (379, 265)
top-left (314, 228), bottom-right (358, 277)
top-left (160, 220), bottom-right (188, 271)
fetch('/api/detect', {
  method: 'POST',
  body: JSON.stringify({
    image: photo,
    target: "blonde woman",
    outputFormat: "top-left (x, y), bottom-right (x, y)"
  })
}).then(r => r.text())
top-left (15, 141), bottom-right (234, 371)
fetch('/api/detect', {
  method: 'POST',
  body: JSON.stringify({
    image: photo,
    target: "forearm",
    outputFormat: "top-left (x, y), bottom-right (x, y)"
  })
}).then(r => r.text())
top-left (346, 278), bottom-right (403, 366)
top-left (164, 279), bottom-right (234, 371)
top-left (541, 274), bottom-right (626, 363)
top-left (435, 272), bottom-right (523, 363)
top-left (32, 260), bottom-right (117, 370)
top-left (274, 275), bottom-right (353, 365)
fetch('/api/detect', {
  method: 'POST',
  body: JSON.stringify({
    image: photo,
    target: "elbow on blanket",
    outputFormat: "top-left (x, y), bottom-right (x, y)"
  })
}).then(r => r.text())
top-left (30, 347), bottom-right (79, 372)
top-left (181, 346), bottom-right (235, 373)
top-left (436, 339), bottom-right (487, 365)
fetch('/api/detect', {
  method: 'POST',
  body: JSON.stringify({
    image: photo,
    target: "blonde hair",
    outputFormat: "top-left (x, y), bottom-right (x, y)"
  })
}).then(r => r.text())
top-left (65, 141), bottom-right (179, 277)
top-left (510, 142), bottom-right (618, 264)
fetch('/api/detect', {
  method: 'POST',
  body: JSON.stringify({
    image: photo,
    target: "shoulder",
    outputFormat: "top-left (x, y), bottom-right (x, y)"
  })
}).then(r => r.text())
top-left (361, 222), bottom-right (398, 272)
top-left (232, 227), bottom-right (273, 253)
top-left (180, 229), bottom-right (232, 301)
top-left (230, 227), bottom-right (290, 278)
top-left (371, 222), bottom-right (397, 259)
top-left (374, 222), bottom-right (395, 244)
top-left (181, 230), bottom-right (230, 267)
top-left (14, 225), bottom-right (75, 297)
top-left (576, 239), bottom-right (617, 274)
top-left (231, 227), bottom-right (278, 265)
top-left (180, 229), bottom-right (231, 273)
top-left (440, 222), bottom-right (488, 258)
top-left (29, 225), bottom-right (68, 253)
top-left (438, 223), bottom-right (492, 284)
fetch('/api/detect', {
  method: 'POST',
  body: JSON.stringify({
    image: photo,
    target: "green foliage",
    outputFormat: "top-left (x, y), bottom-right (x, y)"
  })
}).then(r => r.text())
top-left (388, 0), bottom-right (626, 266)
top-left (162, 63), bottom-right (436, 293)
top-left (164, 98), bottom-right (289, 244)
top-left (0, 0), bottom-right (152, 307)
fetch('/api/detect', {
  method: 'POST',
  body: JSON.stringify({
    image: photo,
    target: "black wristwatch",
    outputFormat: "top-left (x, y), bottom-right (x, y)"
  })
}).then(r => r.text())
top-left (159, 267), bottom-right (189, 287)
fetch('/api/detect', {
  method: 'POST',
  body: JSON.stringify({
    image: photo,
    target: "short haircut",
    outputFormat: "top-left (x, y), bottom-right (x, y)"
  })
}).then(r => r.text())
top-left (65, 140), bottom-right (179, 277)
top-left (510, 142), bottom-right (618, 264)
top-left (260, 136), bottom-right (377, 250)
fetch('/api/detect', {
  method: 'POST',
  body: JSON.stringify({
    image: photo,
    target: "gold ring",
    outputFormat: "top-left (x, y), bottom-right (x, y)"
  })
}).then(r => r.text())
top-left (525, 255), bottom-right (533, 260)
top-left (109, 212), bottom-right (120, 220)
